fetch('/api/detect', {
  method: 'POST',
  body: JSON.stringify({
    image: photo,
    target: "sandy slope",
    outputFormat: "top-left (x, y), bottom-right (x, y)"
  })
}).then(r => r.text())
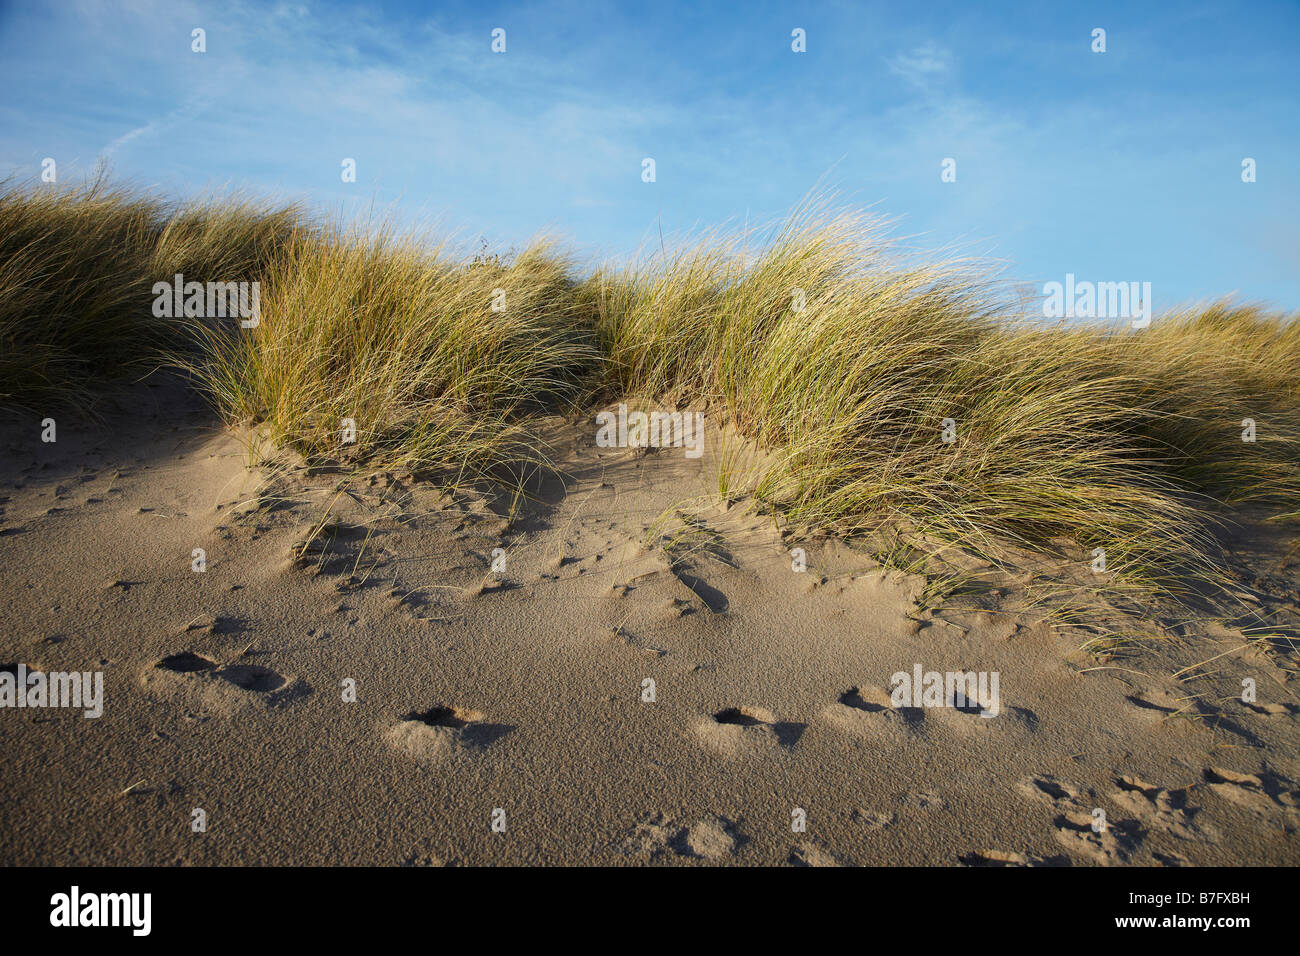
top-left (1, 376), bottom-right (1298, 866)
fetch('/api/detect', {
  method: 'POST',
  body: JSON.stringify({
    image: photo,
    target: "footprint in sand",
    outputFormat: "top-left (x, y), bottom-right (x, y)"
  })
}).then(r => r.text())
top-left (286, 520), bottom-right (385, 578)
top-left (399, 838), bottom-right (463, 867)
top-left (619, 813), bottom-right (745, 861)
top-left (220, 664), bottom-right (285, 693)
top-left (1016, 774), bottom-right (1080, 805)
top-left (1125, 691), bottom-right (1266, 747)
top-left (1106, 773), bottom-right (1220, 850)
top-left (1201, 766), bottom-right (1300, 816)
top-left (1017, 771), bottom-right (1209, 864)
top-left (693, 706), bottom-right (805, 758)
top-left (182, 614), bottom-right (248, 637)
top-left (383, 704), bottom-right (513, 763)
top-left (157, 651), bottom-right (216, 674)
top-left (1, 661), bottom-right (45, 682)
top-left (821, 685), bottom-right (924, 739)
top-left (1014, 774), bottom-right (1136, 864)
top-left (1050, 806), bottom-right (1145, 865)
top-left (931, 697), bottom-right (1041, 735)
top-left (141, 652), bottom-right (310, 715)
top-left (788, 841), bottom-right (843, 867)
top-left (822, 684), bottom-right (1038, 739)
top-left (851, 808), bottom-right (897, 829)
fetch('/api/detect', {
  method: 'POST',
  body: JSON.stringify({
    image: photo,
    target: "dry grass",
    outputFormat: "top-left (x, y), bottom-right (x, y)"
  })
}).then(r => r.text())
top-left (186, 220), bottom-right (600, 481)
top-left (0, 174), bottom-right (298, 410)
top-left (0, 176), bottom-right (161, 408)
top-left (584, 199), bottom-right (1300, 590)
top-left (2, 178), bottom-right (1297, 592)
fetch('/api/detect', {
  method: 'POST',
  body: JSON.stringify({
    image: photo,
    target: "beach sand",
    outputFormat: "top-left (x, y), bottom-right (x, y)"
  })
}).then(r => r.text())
top-left (2, 376), bottom-right (1298, 866)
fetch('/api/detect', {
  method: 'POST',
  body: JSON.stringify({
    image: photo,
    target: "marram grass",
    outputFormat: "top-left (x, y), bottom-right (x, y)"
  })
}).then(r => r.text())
top-left (0, 176), bottom-right (299, 410)
top-left (2, 178), bottom-right (1297, 593)
top-left (584, 200), bottom-right (1300, 589)
top-left (188, 220), bottom-right (600, 480)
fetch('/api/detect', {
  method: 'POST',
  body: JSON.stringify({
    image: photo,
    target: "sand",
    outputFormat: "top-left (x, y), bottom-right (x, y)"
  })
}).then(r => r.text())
top-left (1, 375), bottom-right (1298, 866)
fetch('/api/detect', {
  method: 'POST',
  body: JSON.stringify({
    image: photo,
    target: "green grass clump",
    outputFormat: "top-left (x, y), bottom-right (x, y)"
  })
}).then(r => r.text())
top-left (0, 176), bottom-right (301, 410)
top-left (186, 221), bottom-right (600, 479)
top-left (150, 192), bottom-right (302, 288)
top-left (0, 177), bottom-right (162, 408)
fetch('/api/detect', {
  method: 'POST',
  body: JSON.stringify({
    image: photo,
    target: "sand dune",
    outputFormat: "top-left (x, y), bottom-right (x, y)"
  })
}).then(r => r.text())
top-left (1, 375), bottom-right (1297, 866)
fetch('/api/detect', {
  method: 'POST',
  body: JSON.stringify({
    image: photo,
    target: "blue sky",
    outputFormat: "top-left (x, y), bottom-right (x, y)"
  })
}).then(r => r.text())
top-left (2, 0), bottom-right (1298, 309)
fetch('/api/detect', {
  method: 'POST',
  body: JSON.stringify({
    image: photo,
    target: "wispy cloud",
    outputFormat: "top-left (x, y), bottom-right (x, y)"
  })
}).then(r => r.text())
top-left (0, 0), bottom-right (1296, 307)
top-left (887, 41), bottom-right (955, 90)
top-left (101, 96), bottom-right (208, 159)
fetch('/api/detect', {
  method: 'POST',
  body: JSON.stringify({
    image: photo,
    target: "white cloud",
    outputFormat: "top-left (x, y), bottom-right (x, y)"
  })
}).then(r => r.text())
top-left (888, 42), bottom-right (954, 89)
